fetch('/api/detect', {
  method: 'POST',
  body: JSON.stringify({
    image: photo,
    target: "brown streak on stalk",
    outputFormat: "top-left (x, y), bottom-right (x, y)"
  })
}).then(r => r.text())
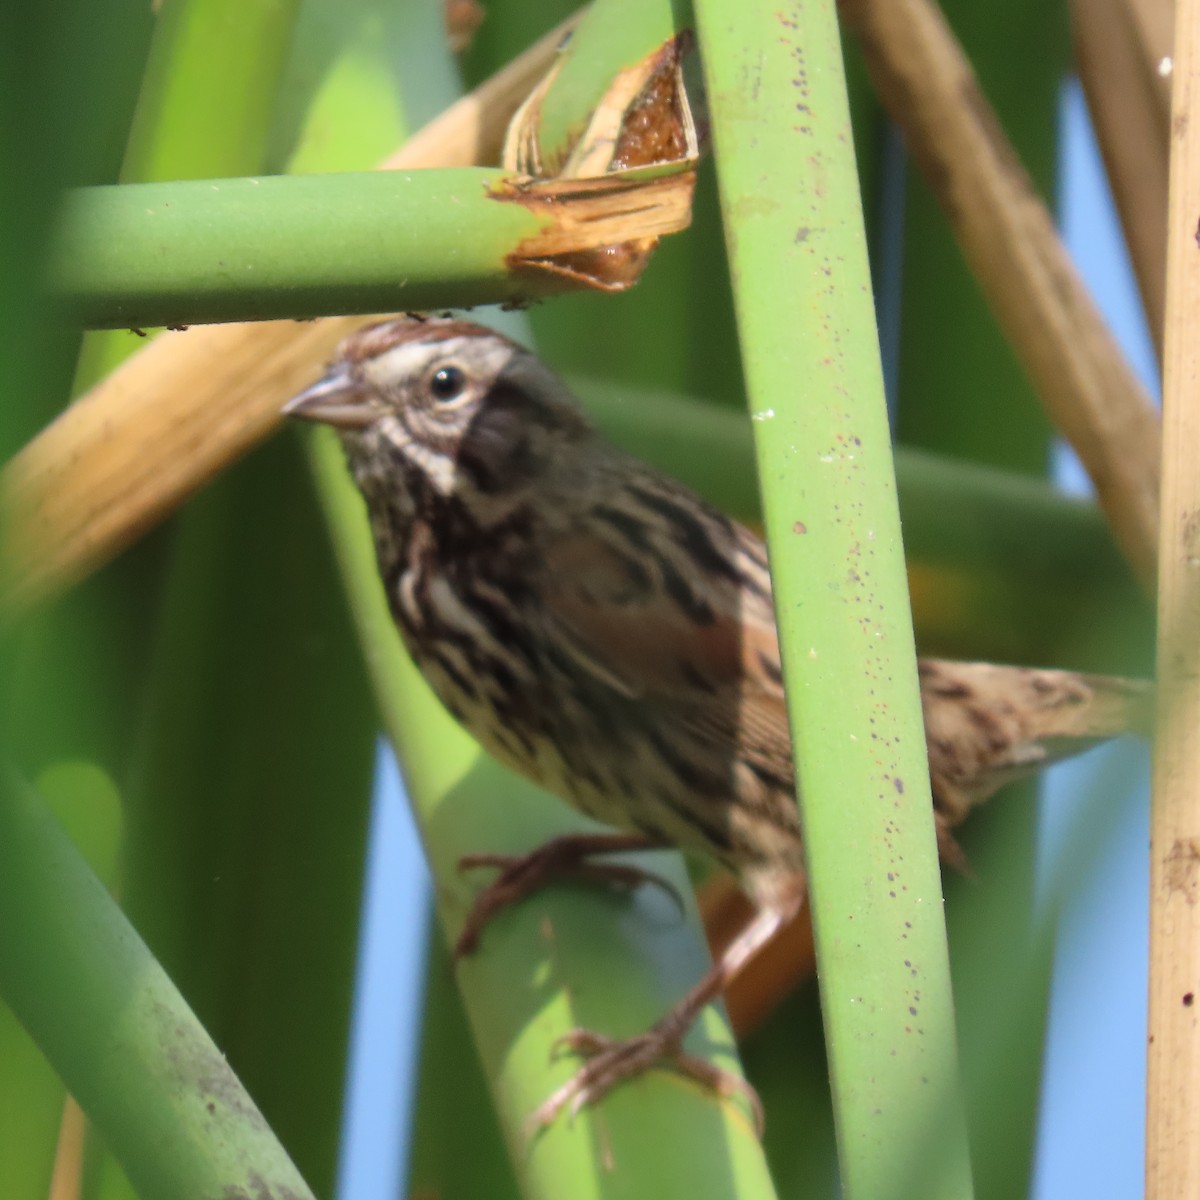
top-left (501, 30), bottom-right (699, 291)
top-left (609, 51), bottom-right (693, 170)
top-left (493, 171), bottom-right (695, 292)
top-left (1164, 839), bottom-right (1200, 905)
top-left (594, 30), bottom-right (696, 173)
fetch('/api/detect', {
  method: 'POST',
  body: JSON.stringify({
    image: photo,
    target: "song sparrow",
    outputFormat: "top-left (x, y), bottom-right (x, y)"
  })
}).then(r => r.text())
top-left (285, 316), bottom-right (1150, 1130)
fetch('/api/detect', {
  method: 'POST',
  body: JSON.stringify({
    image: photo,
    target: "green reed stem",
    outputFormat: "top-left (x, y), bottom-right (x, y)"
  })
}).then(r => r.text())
top-left (694, 0), bottom-right (975, 1196)
top-left (49, 169), bottom-right (565, 327)
top-left (0, 769), bottom-right (315, 1200)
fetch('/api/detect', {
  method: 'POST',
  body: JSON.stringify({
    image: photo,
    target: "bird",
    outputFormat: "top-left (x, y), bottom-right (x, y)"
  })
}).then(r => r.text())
top-left (284, 315), bottom-right (1151, 1131)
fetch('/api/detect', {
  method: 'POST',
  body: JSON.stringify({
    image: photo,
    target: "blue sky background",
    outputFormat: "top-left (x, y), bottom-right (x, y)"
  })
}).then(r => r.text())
top-left (333, 75), bottom-right (1157, 1200)
top-left (1031, 79), bottom-right (1157, 1200)
top-left (335, 747), bottom-right (429, 1200)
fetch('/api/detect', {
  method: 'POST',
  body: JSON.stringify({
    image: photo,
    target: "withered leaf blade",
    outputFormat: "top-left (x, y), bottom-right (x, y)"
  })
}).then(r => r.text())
top-left (499, 30), bottom-right (700, 292)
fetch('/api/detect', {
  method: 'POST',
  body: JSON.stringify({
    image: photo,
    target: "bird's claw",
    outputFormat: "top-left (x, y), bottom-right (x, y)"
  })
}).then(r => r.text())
top-left (525, 1023), bottom-right (764, 1138)
top-left (454, 835), bottom-right (680, 958)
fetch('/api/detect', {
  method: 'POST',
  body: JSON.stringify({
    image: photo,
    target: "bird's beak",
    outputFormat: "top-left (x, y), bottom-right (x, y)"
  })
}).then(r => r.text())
top-left (283, 364), bottom-right (377, 429)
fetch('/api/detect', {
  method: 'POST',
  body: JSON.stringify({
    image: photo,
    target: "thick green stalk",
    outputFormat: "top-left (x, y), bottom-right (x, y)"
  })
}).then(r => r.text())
top-left (0, 770), bottom-right (314, 1200)
top-left (0, 767), bottom-right (125, 1200)
top-left (694, 1), bottom-right (973, 1197)
top-left (49, 169), bottom-right (572, 327)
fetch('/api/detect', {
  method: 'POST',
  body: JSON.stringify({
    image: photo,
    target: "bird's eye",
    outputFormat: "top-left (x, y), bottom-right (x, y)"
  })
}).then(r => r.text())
top-left (429, 365), bottom-right (467, 404)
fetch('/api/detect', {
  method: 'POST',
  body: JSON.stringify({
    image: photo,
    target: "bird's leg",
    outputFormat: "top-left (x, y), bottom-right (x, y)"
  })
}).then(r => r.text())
top-left (529, 900), bottom-right (801, 1137)
top-left (454, 831), bottom-right (674, 957)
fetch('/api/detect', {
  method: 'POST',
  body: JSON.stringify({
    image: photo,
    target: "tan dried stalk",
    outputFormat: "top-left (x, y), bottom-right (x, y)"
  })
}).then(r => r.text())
top-left (1072, 0), bottom-right (1173, 353)
top-left (1147, 0), bottom-right (1200, 1191)
top-left (840, 0), bottom-right (1163, 591)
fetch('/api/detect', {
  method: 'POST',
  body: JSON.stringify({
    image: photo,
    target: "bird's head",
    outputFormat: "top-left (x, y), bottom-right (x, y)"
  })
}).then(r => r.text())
top-left (284, 317), bottom-right (592, 513)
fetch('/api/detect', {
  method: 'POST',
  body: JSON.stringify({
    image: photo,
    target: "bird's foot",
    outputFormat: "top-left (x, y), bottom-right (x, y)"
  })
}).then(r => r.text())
top-left (528, 1018), bottom-right (764, 1136)
top-left (525, 902), bottom-right (796, 1137)
top-left (454, 831), bottom-right (674, 958)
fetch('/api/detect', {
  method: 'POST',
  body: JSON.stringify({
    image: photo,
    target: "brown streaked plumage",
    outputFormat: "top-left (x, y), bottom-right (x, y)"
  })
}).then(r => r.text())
top-left (285, 316), bottom-right (1151, 1131)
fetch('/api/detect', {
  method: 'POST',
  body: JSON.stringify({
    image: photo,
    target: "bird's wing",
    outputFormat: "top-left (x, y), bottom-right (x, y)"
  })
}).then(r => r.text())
top-left (538, 508), bottom-right (797, 815)
top-left (538, 495), bottom-right (786, 713)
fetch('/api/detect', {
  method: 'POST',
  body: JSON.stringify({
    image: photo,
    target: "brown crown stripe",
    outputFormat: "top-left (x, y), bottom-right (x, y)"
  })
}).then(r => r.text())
top-left (336, 317), bottom-right (506, 365)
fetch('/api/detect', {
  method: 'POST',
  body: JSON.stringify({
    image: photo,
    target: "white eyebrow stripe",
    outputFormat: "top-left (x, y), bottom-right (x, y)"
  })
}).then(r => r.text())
top-left (363, 335), bottom-right (514, 391)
